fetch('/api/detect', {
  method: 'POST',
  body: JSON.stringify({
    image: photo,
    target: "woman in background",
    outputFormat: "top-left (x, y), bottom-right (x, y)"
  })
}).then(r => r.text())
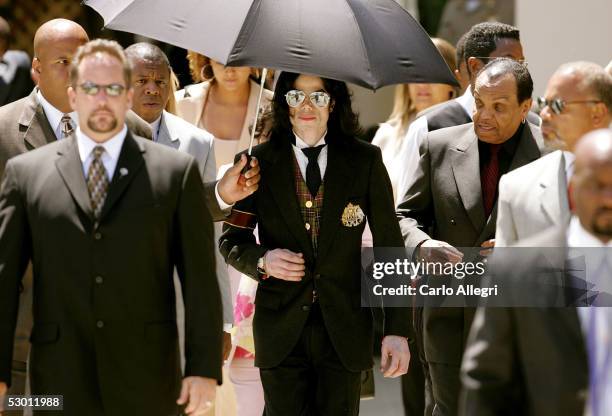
top-left (175, 52), bottom-right (272, 416)
top-left (372, 37), bottom-right (458, 202)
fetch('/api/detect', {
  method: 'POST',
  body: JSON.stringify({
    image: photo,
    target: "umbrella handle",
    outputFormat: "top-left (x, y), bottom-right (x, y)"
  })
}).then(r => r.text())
top-left (241, 68), bottom-right (269, 175)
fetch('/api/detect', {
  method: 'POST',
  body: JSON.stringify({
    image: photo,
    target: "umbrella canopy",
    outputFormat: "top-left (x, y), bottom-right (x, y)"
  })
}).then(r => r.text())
top-left (85, 0), bottom-right (457, 90)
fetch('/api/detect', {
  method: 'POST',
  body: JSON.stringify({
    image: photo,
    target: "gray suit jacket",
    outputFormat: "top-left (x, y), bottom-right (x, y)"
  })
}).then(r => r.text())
top-left (396, 122), bottom-right (545, 366)
top-left (496, 150), bottom-right (571, 246)
top-left (460, 228), bottom-right (588, 416)
top-left (157, 110), bottom-right (233, 325)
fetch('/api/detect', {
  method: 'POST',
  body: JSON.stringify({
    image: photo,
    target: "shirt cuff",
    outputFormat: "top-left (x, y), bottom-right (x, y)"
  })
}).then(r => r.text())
top-left (223, 323), bottom-right (233, 332)
top-left (215, 181), bottom-right (233, 211)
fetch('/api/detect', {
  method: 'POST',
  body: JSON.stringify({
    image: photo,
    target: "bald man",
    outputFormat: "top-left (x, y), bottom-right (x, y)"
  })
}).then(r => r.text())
top-left (0, 19), bottom-right (151, 402)
top-left (461, 128), bottom-right (612, 416)
top-left (496, 62), bottom-right (612, 247)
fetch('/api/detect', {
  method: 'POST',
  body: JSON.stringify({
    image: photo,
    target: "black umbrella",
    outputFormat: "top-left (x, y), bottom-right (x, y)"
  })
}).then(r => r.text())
top-left (84, 0), bottom-right (457, 90)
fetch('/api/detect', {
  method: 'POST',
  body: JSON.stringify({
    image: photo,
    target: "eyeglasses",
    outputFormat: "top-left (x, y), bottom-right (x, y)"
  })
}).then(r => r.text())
top-left (285, 90), bottom-right (331, 108)
top-left (470, 56), bottom-right (528, 66)
top-left (79, 82), bottom-right (126, 97)
top-left (536, 97), bottom-right (603, 115)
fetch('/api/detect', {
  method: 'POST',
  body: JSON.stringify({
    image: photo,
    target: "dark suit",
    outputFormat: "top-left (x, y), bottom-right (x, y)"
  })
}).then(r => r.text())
top-left (0, 51), bottom-right (34, 106)
top-left (396, 122), bottom-right (545, 415)
top-left (220, 137), bottom-right (410, 414)
top-left (460, 228), bottom-right (589, 416)
top-left (0, 132), bottom-right (223, 415)
top-left (0, 89), bottom-right (154, 402)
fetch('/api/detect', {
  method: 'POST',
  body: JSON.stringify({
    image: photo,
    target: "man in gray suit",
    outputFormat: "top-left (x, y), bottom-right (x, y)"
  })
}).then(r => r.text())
top-left (396, 59), bottom-right (545, 415)
top-left (0, 17), bottom-right (34, 106)
top-left (0, 20), bottom-right (155, 404)
top-left (496, 62), bottom-right (612, 246)
top-left (125, 42), bottom-right (262, 361)
top-left (461, 128), bottom-right (612, 416)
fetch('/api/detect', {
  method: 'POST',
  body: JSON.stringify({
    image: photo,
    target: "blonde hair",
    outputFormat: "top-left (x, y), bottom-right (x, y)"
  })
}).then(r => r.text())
top-left (70, 39), bottom-right (131, 87)
top-left (165, 69), bottom-right (180, 115)
top-left (186, 50), bottom-right (211, 83)
top-left (386, 37), bottom-right (458, 135)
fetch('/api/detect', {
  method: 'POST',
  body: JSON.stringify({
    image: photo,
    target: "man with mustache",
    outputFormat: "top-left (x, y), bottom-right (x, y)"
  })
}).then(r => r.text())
top-left (0, 19), bottom-right (152, 404)
top-left (461, 128), bottom-right (612, 416)
top-left (496, 62), bottom-right (612, 246)
top-left (0, 39), bottom-right (222, 415)
top-left (396, 58), bottom-right (545, 415)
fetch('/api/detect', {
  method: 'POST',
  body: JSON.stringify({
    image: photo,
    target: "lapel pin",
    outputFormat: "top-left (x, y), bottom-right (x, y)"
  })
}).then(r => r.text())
top-left (119, 167), bottom-right (129, 177)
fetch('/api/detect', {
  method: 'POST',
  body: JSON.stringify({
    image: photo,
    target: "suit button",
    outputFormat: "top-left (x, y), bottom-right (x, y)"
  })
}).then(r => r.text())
top-left (301, 305), bottom-right (310, 311)
top-left (450, 219), bottom-right (456, 225)
top-left (305, 222), bottom-right (311, 231)
top-left (314, 273), bottom-right (321, 280)
top-left (305, 200), bottom-right (313, 208)
top-left (96, 320), bottom-right (104, 328)
top-left (95, 276), bottom-right (103, 284)
top-left (94, 232), bottom-right (102, 240)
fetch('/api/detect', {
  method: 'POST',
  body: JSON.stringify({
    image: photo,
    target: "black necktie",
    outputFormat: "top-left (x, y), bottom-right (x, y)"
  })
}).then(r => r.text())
top-left (301, 145), bottom-right (325, 197)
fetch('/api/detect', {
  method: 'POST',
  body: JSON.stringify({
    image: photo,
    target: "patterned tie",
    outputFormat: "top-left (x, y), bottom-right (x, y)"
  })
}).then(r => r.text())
top-left (302, 145), bottom-right (325, 197)
top-left (480, 143), bottom-right (501, 218)
top-left (87, 146), bottom-right (109, 219)
top-left (60, 114), bottom-right (74, 139)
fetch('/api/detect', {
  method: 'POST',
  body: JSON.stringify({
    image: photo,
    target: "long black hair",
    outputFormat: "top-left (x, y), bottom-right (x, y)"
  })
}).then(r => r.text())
top-left (270, 72), bottom-right (361, 144)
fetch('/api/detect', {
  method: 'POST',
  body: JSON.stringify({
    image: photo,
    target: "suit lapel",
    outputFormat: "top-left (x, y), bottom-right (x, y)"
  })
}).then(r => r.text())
top-left (539, 151), bottom-right (568, 225)
top-left (450, 128), bottom-right (485, 232)
top-left (263, 141), bottom-right (314, 261)
top-left (99, 133), bottom-right (145, 220)
top-left (316, 141), bottom-right (354, 264)
top-left (479, 123), bottom-right (543, 241)
top-left (55, 136), bottom-right (94, 219)
top-left (157, 112), bottom-right (180, 150)
top-left (19, 90), bottom-right (57, 150)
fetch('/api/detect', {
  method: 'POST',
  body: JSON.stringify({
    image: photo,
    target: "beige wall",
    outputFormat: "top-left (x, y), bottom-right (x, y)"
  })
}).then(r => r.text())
top-left (517, 0), bottom-right (612, 96)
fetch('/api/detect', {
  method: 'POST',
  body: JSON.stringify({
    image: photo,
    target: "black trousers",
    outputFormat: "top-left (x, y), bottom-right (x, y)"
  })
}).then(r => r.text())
top-left (259, 304), bottom-right (362, 416)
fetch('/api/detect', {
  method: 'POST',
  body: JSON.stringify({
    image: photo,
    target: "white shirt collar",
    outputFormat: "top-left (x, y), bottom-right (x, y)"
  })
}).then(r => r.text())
top-left (455, 87), bottom-right (474, 120)
top-left (563, 151), bottom-right (575, 183)
top-left (149, 114), bottom-right (163, 142)
top-left (76, 125), bottom-right (127, 178)
top-left (36, 89), bottom-right (77, 138)
top-left (568, 216), bottom-right (612, 248)
top-left (292, 131), bottom-right (327, 149)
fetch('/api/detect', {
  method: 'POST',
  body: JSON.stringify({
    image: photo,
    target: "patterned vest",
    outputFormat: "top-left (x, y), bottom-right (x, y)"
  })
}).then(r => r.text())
top-left (292, 153), bottom-right (324, 254)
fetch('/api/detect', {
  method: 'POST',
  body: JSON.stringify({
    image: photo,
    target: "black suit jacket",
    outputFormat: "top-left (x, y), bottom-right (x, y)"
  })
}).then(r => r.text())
top-left (0, 133), bottom-right (222, 415)
top-left (0, 51), bottom-right (34, 106)
top-left (460, 228), bottom-right (588, 416)
top-left (396, 122), bottom-right (545, 365)
top-left (220, 137), bottom-right (410, 372)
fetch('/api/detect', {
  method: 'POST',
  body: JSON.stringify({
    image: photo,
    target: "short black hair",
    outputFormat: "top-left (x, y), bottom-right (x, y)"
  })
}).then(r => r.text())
top-left (463, 22), bottom-right (520, 71)
top-left (125, 42), bottom-right (171, 72)
top-left (455, 32), bottom-right (468, 67)
top-left (476, 58), bottom-right (533, 103)
top-left (270, 72), bottom-right (361, 143)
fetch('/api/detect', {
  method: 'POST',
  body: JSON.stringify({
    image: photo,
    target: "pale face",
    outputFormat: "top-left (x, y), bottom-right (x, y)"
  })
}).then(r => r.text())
top-left (68, 53), bottom-right (133, 142)
top-left (131, 59), bottom-right (170, 123)
top-left (540, 72), bottom-right (603, 152)
top-left (473, 73), bottom-right (531, 144)
top-left (33, 35), bottom-right (87, 113)
top-left (408, 83), bottom-right (455, 113)
top-left (288, 75), bottom-right (331, 142)
top-left (210, 59), bottom-right (251, 92)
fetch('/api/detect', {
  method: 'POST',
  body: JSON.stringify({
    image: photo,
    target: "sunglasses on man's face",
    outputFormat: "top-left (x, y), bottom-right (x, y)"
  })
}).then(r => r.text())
top-left (536, 97), bottom-right (603, 115)
top-left (79, 82), bottom-right (126, 97)
top-left (285, 90), bottom-right (331, 108)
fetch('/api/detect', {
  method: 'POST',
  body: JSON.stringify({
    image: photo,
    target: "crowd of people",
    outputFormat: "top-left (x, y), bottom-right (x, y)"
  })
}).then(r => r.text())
top-left (0, 11), bottom-right (610, 416)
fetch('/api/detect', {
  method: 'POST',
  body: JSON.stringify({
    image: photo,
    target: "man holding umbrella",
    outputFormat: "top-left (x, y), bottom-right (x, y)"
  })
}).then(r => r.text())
top-left (220, 72), bottom-right (410, 414)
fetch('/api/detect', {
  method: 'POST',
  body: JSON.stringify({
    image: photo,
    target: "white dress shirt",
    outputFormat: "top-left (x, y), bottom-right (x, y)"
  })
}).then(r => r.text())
top-left (291, 132), bottom-right (328, 181)
top-left (76, 125), bottom-right (127, 179)
top-left (567, 216), bottom-right (612, 416)
top-left (395, 88), bottom-right (474, 205)
top-left (563, 150), bottom-right (575, 184)
top-left (37, 90), bottom-right (77, 140)
top-left (149, 115), bottom-right (162, 142)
